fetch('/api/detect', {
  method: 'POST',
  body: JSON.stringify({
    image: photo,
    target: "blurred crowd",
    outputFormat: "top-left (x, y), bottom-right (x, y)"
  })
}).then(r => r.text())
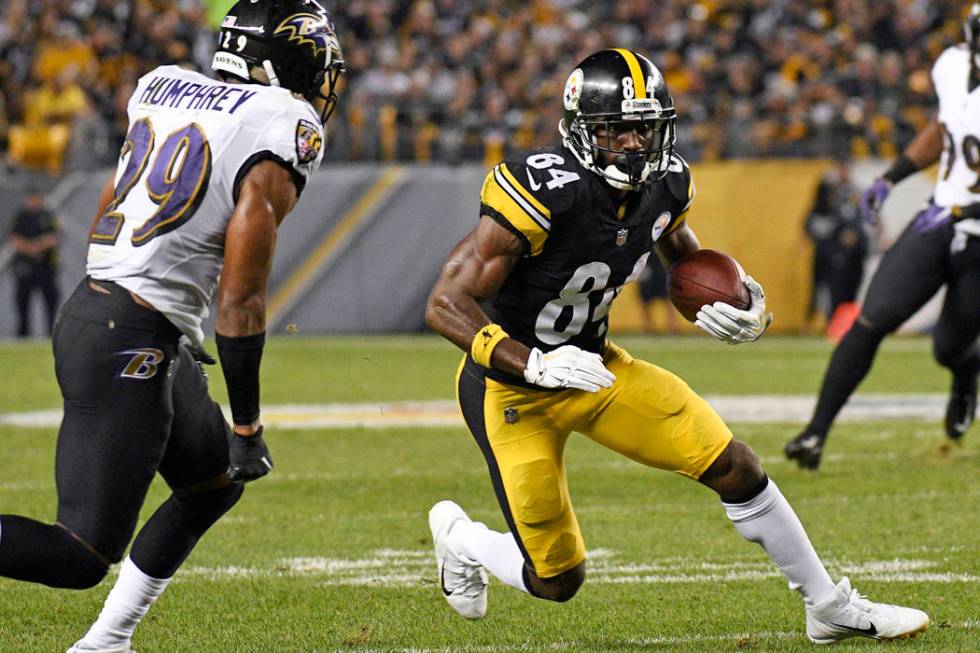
top-left (0, 0), bottom-right (970, 173)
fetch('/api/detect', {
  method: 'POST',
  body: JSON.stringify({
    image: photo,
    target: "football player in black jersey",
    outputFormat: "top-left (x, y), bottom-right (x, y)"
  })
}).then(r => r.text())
top-left (424, 49), bottom-right (928, 643)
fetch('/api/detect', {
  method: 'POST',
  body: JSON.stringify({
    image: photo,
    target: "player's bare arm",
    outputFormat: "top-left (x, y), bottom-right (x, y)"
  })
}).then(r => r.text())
top-left (216, 160), bottom-right (297, 340)
top-left (861, 118), bottom-right (944, 224)
top-left (426, 216), bottom-right (529, 377)
top-left (85, 176), bottom-right (116, 240)
top-left (653, 221), bottom-right (700, 267)
top-left (904, 118), bottom-right (944, 168)
top-left (427, 216), bottom-right (615, 393)
top-left (215, 160), bottom-right (297, 486)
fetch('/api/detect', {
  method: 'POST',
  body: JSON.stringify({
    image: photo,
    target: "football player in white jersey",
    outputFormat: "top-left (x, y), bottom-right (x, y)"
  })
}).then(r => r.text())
top-left (786, 4), bottom-right (980, 470)
top-left (0, 2), bottom-right (343, 651)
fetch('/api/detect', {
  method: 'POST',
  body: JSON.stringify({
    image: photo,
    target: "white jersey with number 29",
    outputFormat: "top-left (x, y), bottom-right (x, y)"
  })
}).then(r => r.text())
top-left (933, 45), bottom-right (980, 235)
top-left (87, 65), bottom-right (325, 344)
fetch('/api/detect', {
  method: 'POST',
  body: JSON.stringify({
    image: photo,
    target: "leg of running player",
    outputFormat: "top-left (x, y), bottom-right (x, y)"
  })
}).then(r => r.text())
top-left (785, 220), bottom-right (952, 469)
top-left (70, 346), bottom-right (242, 653)
top-left (0, 282), bottom-right (179, 591)
top-left (587, 344), bottom-right (927, 642)
top-left (932, 233), bottom-right (980, 440)
top-left (429, 358), bottom-right (590, 619)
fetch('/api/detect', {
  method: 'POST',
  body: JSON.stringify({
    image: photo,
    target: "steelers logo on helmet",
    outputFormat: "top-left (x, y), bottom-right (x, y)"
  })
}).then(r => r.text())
top-left (558, 49), bottom-right (676, 190)
top-left (563, 68), bottom-right (583, 111)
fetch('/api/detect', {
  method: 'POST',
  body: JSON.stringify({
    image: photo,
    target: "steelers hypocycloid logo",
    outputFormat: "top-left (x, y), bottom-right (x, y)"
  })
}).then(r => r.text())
top-left (564, 68), bottom-right (584, 111)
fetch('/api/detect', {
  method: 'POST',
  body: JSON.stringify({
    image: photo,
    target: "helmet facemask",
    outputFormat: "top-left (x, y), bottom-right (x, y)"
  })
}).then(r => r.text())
top-left (308, 57), bottom-right (345, 125)
top-left (562, 110), bottom-right (676, 190)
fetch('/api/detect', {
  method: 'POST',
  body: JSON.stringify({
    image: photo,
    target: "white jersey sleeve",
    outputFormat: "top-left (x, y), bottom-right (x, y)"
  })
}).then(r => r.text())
top-left (86, 65), bottom-right (325, 344)
top-left (931, 45), bottom-right (980, 232)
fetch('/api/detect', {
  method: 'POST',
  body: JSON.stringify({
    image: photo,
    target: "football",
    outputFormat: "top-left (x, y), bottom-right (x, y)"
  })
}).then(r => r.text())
top-left (667, 249), bottom-right (751, 322)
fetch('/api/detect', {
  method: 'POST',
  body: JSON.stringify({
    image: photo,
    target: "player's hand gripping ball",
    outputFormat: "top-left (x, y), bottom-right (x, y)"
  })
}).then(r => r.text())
top-left (668, 249), bottom-right (772, 344)
top-left (667, 249), bottom-right (750, 321)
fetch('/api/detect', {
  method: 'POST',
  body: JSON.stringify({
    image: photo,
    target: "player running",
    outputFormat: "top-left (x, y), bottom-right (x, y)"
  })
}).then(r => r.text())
top-left (425, 48), bottom-right (929, 644)
top-left (786, 4), bottom-right (980, 469)
top-left (0, 2), bottom-right (343, 652)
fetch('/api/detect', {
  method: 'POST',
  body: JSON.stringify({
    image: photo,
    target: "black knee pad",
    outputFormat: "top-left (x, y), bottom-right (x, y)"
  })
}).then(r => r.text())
top-left (60, 549), bottom-right (111, 589)
top-left (525, 564), bottom-right (585, 603)
top-left (47, 528), bottom-right (110, 589)
top-left (0, 517), bottom-right (109, 589)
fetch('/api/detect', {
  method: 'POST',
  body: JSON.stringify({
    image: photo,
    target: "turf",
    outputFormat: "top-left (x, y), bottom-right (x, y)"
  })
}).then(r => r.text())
top-left (0, 335), bottom-right (976, 652)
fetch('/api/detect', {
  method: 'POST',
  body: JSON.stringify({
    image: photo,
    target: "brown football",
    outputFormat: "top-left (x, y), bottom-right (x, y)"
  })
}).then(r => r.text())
top-left (667, 249), bottom-right (751, 322)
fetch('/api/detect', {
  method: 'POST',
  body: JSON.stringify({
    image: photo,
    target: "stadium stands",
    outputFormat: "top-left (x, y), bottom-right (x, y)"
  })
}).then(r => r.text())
top-left (0, 0), bottom-right (967, 173)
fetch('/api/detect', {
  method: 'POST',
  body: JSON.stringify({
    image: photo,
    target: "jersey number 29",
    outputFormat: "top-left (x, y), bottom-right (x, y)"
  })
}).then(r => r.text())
top-left (90, 118), bottom-right (212, 247)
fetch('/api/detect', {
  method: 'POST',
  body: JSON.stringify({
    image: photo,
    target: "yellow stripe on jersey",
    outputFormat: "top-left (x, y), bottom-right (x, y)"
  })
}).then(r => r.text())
top-left (498, 163), bottom-right (551, 220)
top-left (665, 175), bottom-right (696, 236)
top-left (480, 166), bottom-right (550, 256)
top-left (615, 48), bottom-right (646, 99)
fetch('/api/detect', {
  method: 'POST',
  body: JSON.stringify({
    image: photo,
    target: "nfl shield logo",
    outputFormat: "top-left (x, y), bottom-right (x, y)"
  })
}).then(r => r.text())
top-left (615, 228), bottom-right (628, 246)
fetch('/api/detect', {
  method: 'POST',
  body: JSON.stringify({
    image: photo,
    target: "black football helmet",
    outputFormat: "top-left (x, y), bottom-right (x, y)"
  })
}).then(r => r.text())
top-left (967, 3), bottom-right (980, 67)
top-left (559, 49), bottom-right (676, 190)
top-left (212, 0), bottom-right (345, 125)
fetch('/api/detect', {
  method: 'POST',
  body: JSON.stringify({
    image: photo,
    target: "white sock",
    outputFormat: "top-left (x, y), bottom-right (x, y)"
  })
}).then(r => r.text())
top-left (450, 520), bottom-right (529, 594)
top-left (74, 557), bottom-right (171, 650)
top-left (723, 478), bottom-right (836, 608)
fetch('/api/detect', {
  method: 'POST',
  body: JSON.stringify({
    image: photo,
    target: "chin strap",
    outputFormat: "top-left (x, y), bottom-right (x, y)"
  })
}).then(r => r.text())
top-left (262, 60), bottom-right (280, 88)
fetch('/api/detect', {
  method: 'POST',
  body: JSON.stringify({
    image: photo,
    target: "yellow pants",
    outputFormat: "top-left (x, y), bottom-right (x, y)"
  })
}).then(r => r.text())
top-left (455, 342), bottom-right (733, 578)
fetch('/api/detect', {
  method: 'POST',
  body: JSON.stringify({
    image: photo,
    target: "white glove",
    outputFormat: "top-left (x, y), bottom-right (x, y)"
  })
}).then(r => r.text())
top-left (523, 345), bottom-right (616, 392)
top-left (695, 275), bottom-right (773, 345)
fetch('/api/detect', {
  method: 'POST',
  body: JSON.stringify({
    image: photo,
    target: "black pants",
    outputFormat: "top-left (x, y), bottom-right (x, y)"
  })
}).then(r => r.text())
top-left (13, 259), bottom-right (59, 337)
top-left (52, 279), bottom-right (231, 560)
top-left (862, 221), bottom-right (980, 362)
top-left (0, 278), bottom-right (237, 588)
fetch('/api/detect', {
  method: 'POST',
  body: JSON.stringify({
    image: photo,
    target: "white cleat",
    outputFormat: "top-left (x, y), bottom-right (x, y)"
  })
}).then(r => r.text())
top-left (428, 500), bottom-right (488, 619)
top-left (806, 577), bottom-right (929, 644)
top-left (66, 644), bottom-right (134, 653)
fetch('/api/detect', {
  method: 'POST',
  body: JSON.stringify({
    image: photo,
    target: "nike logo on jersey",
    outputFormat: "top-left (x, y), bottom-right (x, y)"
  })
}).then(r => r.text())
top-left (830, 621), bottom-right (878, 636)
top-left (525, 169), bottom-right (542, 191)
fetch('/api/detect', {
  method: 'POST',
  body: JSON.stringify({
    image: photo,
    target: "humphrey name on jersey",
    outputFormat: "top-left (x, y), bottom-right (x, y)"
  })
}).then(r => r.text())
top-left (138, 73), bottom-right (258, 114)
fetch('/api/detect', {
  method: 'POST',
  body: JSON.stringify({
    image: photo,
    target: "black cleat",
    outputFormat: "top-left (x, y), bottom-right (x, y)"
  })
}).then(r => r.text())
top-left (944, 392), bottom-right (976, 441)
top-left (784, 432), bottom-right (825, 470)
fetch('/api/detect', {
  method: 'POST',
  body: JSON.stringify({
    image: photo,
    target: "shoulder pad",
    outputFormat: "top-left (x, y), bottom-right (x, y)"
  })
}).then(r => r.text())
top-left (480, 148), bottom-right (584, 256)
top-left (248, 97), bottom-right (325, 184)
top-left (662, 152), bottom-right (695, 214)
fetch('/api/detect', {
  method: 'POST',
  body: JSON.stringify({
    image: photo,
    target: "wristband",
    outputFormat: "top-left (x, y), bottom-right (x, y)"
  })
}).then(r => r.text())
top-left (216, 332), bottom-right (265, 426)
top-left (881, 154), bottom-right (919, 184)
top-left (471, 323), bottom-right (509, 368)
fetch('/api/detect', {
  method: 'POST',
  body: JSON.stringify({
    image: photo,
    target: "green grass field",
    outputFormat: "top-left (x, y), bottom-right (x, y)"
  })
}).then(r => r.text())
top-left (0, 335), bottom-right (977, 652)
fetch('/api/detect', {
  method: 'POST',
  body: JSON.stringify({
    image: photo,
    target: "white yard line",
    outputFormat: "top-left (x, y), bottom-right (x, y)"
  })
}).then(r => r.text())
top-left (181, 549), bottom-right (979, 587)
top-left (0, 394), bottom-right (954, 429)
